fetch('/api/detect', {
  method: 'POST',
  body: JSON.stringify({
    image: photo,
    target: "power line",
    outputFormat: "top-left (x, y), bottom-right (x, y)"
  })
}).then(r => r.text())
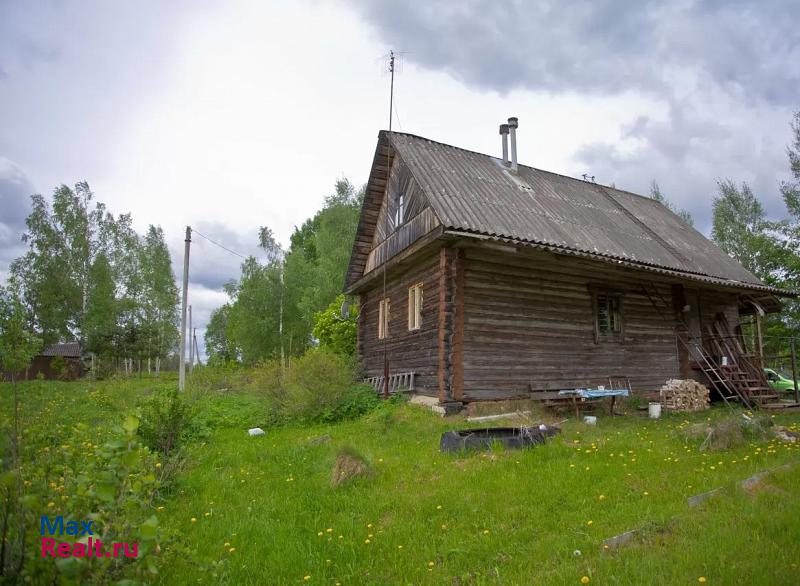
top-left (192, 229), bottom-right (248, 259)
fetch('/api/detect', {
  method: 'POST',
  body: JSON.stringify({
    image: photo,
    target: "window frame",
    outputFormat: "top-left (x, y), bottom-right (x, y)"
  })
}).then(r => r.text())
top-left (590, 287), bottom-right (624, 343)
top-left (407, 283), bottom-right (423, 331)
top-left (378, 297), bottom-right (390, 339)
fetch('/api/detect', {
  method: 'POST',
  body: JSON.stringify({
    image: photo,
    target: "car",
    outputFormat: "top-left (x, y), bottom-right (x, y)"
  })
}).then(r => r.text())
top-left (764, 368), bottom-right (799, 392)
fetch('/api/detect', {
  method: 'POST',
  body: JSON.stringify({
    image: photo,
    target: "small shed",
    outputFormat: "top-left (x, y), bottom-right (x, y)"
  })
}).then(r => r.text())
top-left (3, 342), bottom-right (85, 381)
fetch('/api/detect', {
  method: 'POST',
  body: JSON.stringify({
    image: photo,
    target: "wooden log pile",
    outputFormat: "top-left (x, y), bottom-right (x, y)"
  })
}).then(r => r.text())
top-left (659, 379), bottom-right (710, 412)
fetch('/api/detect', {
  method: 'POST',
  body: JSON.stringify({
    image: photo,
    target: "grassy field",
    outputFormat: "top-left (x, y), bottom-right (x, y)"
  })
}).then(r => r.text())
top-left (4, 377), bottom-right (800, 585)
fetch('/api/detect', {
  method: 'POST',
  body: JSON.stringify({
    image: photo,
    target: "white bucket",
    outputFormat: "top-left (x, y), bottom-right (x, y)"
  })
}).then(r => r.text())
top-left (583, 415), bottom-right (597, 425)
top-left (648, 402), bottom-right (662, 419)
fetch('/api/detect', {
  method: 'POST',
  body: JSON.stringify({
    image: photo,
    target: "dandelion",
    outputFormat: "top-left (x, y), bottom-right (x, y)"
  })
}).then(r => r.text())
top-left (436, 505), bottom-right (443, 510)
top-left (483, 529), bottom-right (490, 535)
top-left (318, 532), bottom-right (324, 537)
top-left (398, 545), bottom-right (403, 549)
top-left (155, 462), bottom-right (162, 468)
top-left (441, 524), bottom-right (447, 530)
top-left (368, 534), bottom-right (373, 538)
top-left (228, 547), bottom-right (235, 553)
top-left (581, 576), bottom-right (590, 584)
top-left (367, 523), bottom-right (373, 528)
top-left (428, 561), bottom-right (435, 567)
top-left (190, 517), bottom-right (197, 523)
top-left (224, 542), bottom-right (230, 547)
top-left (587, 520), bottom-right (593, 526)
top-left (570, 464), bottom-right (576, 468)
top-left (598, 494), bottom-right (605, 500)
top-left (303, 575), bottom-right (311, 581)
top-left (338, 535), bottom-right (343, 539)
top-left (698, 578), bottom-right (706, 583)
top-left (643, 492), bottom-right (649, 496)
top-left (326, 528), bottom-right (333, 533)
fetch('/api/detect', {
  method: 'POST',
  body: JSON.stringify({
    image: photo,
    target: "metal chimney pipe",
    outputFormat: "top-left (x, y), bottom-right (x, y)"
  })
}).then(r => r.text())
top-left (507, 117), bottom-right (518, 171)
top-left (499, 124), bottom-right (509, 165)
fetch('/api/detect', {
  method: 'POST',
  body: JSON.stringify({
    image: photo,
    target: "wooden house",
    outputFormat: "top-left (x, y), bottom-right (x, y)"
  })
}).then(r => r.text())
top-left (344, 121), bottom-right (791, 408)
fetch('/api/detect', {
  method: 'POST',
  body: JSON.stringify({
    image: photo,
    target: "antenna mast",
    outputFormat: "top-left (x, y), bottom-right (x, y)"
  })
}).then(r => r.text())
top-left (388, 50), bottom-right (395, 131)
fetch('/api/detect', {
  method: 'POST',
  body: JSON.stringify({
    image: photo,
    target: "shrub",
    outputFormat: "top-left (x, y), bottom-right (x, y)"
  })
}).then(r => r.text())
top-left (251, 349), bottom-right (379, 423)
top-left (137, 388), bottom-right (190, 455)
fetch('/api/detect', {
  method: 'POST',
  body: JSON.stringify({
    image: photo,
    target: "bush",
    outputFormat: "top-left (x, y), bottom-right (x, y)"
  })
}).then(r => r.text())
top-left (251, 349), bottom-right (379, 423)
top-left (137, 388), bottom-right (190, 455)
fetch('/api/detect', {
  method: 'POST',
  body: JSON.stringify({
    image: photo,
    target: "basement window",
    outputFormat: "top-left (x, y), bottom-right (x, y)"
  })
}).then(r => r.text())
top-left (378, 297), bottom-right (390, 339)
top-left (408, 283), bottom-right (423, 331)
top-left (593, 291), bottom-right (623, 342)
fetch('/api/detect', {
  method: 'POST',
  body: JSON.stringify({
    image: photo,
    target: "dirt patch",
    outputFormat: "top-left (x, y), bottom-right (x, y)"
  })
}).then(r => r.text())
top-left (330, 449), bottom-right (371, 488)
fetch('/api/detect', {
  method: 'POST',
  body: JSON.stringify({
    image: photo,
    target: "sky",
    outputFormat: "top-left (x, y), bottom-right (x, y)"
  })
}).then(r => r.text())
top-left (1, 0), bottom-right (798, 357)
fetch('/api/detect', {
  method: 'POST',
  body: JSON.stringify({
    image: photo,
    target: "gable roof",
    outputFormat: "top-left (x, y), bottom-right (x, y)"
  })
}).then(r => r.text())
top-left (40, 342), bottom-right (81, 358)
top-left (346, 130), bottom-right (788, 295)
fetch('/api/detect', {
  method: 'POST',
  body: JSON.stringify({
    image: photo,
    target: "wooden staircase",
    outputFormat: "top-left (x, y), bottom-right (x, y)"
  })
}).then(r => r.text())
top-left (700, 320), bottom-right (778, 406)
top-left (639, 282), bottom-right (775, 409)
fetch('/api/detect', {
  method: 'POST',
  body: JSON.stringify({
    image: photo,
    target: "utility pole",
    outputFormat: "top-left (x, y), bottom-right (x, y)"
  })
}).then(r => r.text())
top-left (179, 226), bottom-right (191, 392)
top-left (193, 329), bottom-right (200, 367)
top-left (188, 305), bottom-right (194, 373)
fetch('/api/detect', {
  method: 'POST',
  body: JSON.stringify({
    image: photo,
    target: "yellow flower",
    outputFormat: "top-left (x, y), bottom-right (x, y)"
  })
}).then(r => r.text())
top-left (367, 523), bottom-right (373, 528)
top-left (598, 494), bottom-right (605, 500)
top-left (643, 492), bottom-right (649, 496)
top-left (398, 545), bottom-right (403, 549)
top-left (303, 575), bottom-right (311, 581)
top-left (326, 528), bottom-right (332, 533)
top-left (318, 532), bottom-right (324, 537)
top-left (368, 534), bottom-right (373, 538)
top-left (483, 529), bottom-right (490, 535)
top-left (190, 518), bottom-right (197, 523)
top-left (428, 561), bottom-right (435, 567)
top-left (47, 502), bottom-right (55, 508)
top-left (228, 547), bottom-right (235, 553)
top-left (224, 542), bottom-right (230, 547)
top-left (364, 539), bottom-right (371, 544)
top-left (155, 462), bottom-right (162, 468)
top-left (581, 576), bottom-right (590, 584)
top-left (436, 505), bottom-right (442, 510)
top-left (698, 578), bottom-right (706, 583)
top-left (587, 520), bottom-right (593, 526)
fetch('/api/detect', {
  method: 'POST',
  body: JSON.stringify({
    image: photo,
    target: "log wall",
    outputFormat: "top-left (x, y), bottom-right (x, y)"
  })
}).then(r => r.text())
top-left (460, 246), bottom-right (739, 401)
top-left (359, 251), bottom-right (442, 396)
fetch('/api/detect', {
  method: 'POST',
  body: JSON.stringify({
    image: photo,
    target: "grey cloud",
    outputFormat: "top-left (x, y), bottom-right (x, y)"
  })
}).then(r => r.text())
top-left (350, 0), bottom-right (799, 106)
top-left (0, 157), bottom-right (34, 274)
top-left (350, 0), bottom-right (798, 232)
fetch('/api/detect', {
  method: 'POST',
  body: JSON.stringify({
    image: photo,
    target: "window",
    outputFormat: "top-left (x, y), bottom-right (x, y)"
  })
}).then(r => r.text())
top-left (378, 298), bottom-right (390, 339)
top-left (393, 193), bottom-right (405, 230)
top-left (408, 283), bottom-right (423, 330)
top-left (592, 290), bottom-right (622, 342)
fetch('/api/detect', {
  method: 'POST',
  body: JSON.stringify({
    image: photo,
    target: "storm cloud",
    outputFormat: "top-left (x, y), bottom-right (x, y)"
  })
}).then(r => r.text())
top-left (0, 158), bottom-right (34, 280)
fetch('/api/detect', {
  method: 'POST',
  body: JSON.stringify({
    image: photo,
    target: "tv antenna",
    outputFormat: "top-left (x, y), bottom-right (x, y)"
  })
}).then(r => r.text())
top-left (382, 50), bottom-right (407, 131)
top-left (582, 173), bottom-right (596, 183)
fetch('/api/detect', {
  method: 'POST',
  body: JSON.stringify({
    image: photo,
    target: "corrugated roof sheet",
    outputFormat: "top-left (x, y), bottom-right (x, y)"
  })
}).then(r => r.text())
top-left (41, 342), bottom-right (81, 357)
top-left (387, 131), bottom-right (768, 288)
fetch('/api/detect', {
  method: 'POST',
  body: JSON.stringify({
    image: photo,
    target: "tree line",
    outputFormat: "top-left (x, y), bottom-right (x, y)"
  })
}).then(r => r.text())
top-left (204, 178), bottom-right (362, 365)
top-left (4, 182), bottom-right (178, 375)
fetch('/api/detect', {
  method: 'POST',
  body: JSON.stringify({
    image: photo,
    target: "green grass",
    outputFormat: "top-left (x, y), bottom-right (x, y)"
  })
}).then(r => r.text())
top-left (4, 378), bottom-right (800, 585)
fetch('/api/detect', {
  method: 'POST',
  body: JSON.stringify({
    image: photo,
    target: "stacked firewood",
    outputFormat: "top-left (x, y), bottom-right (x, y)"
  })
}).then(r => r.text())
top-left (659, 379), bottom-right (710, 412)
